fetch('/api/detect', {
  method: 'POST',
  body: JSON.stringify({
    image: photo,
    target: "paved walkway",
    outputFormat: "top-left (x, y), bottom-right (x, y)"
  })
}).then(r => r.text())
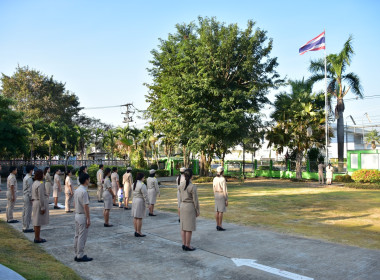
top-left (1, 182), bottom-right (380, 280)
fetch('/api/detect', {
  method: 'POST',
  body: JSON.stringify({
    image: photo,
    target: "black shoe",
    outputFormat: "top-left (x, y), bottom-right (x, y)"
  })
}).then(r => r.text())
top-left (135, 232), bottom-right (146, 237)
top-left (104, 223), bottom-right (113, 227)
top-left (74, 256), bottom-right (78, 261)
top-left (54, 206), bottom-right (61, 209)
top-left (119, 206), bottom-right (123, 208)
top-left (98, 200), bottom-right (104, 203)
top-left (178, 219), bottom-right (180, 223)
top-left (134, 232), bottom-right (138, 237)
top-left (66, 211), bottom-right (73, 213)
top-left (7, 220), bottom-right (19, 223)
top-left (113, 204), bottom-right (117, 206)
top-left (34, 238), bottom-right (47, 243)
top-left (184, 246), bottom-right (196, 251)
top-left (216, 226), bottom-right (219, 230)
top-left (124, 207), bottom-right (130, 210)
top-left (149, 213), bottom-right (156, 216)
top-left (76, 255), bottom-right (93, 262)
top-left (22, 229), bottom-right (35, 233)
top-left (182, 245), bottom-right (186, 251)
top-left (217, 227), bottom-right (226, 231)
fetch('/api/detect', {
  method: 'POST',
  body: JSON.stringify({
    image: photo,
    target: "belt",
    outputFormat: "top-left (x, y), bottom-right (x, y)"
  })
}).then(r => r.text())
top-left (76, 213), bottom-right (85, 215)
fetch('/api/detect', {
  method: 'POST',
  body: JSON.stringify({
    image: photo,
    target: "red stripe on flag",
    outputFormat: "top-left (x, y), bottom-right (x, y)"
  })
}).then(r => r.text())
top-left (303, 31), bottom-right (325, 46)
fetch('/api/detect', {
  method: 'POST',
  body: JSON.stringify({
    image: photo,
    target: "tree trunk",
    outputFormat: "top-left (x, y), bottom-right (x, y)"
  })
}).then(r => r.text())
top-left (336, 98), bottom-right (345, 172)
top-left (48, 140), bottom-right (52, 165)
top-left (295, 151), bottom-right (303, 180)
top-left (183, 145), bottom-right (189, 168)
top-left (200, 151), bottom-right (207, 176)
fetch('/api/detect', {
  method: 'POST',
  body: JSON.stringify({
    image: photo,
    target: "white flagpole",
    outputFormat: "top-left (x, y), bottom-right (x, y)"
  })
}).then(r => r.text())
top-left (324, 29), bottom-right (329, 164)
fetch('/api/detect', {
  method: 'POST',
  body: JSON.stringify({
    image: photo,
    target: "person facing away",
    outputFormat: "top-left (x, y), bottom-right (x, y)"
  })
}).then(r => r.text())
top-left (64, 170), bottom-right (74, 213)
top-left (103, 168), bottom-right (115, 227)
top-left (43, 167), bottom-right (53, 202)
top-left (32, 169), bottom-right (49, 243)
top-left (131, 172), bottom-right (149, 237)
top-left (122, 167), bottom-right (133, 210)
top-left (213, 166), bottom-right (228, 231)
top-left (22, 165), bottom-right (35, 233)
top-left (326, 163), bottom-right (334, 185)
top-left (96, 164), bottom-right (104, 203)
top-left (74, 172), bottom-right (92, 262)
top-left (111, 167), bottom-right (120, 206)
top-left (179, 168), bottom-right (200, 251)
top-left (147, 169), bottom-right (160, 216)
top-left (52, 169), bottom-right (62, 209)
top-left (177, 167), bottom-right (186, 223)
top-left (6, 166), bottom-right (19, 223)
top-left (317, 162), bottom-right (325, 184)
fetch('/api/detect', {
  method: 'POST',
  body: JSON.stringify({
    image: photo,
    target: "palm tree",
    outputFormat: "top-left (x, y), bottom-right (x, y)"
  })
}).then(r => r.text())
top-left (104, 128), bottom-right (118, 164)
top-left (308, 36), bottom-right (363, 167)
top-left (116, 126), bottom-right (134, 163)
top-left (42, 121), bottom-right (60, 164)
top-left (75, 125), bottom-right (91, 160)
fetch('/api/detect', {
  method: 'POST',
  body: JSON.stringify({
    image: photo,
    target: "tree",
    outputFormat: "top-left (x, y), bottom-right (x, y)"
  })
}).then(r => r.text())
top-left (103, 128), bottom-right (118, 163)
top-left (0, 95), bottom-right (29, 158)
top-left (308, 36), bottom-right (363, 167)
top-left (365, 130), bottom-right (380, 149)
top-left (146, 17), bottom-right (282, 175)
top-left (266, 79), bottom-right (328, 179)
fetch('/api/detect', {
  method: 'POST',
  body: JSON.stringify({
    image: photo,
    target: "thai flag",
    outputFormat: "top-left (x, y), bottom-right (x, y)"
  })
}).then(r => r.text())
top-left (299, 31), bottom-right (325, 55)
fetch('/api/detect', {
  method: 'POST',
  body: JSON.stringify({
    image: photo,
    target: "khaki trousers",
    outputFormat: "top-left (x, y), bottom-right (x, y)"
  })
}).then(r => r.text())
top-left (318, 172), bottom-right (324, 184)
top-left (97, 183), bottom-right (103, 201)
top-left (65, 193), bottom-right (73, 211)
top-left (74, 214), bottom-right (89, 259)
top-left (6, 191), bottom-right (16, 221)
top-left (22, 195), bottom-right (33, 229)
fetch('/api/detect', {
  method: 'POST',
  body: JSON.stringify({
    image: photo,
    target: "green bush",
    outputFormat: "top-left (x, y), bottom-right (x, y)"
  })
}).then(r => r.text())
top-left (258, 165), bottom-right (270, 170)
top-left (155, 169), bottom-right (169, 177)
top-left (345, 182), bottom-right (380, 189)
top-left (351, 169), bottom-right (380, 183)
top-left (192, 176), bottom-right (213, 183)
top-left (87, 165), bottom-right (150, 185)
top-left (334, 174), bottom-right (354, 183)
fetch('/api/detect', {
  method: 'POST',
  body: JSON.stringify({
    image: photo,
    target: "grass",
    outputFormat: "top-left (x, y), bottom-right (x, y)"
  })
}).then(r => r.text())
top-left (157, 179), bottom-right (380, 250)
top-left (0, 221), bottom-right (81, 280)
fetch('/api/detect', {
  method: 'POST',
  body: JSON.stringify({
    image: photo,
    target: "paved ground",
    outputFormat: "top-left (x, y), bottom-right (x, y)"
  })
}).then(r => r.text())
top-left (1, 180), bottom-right (380, 280)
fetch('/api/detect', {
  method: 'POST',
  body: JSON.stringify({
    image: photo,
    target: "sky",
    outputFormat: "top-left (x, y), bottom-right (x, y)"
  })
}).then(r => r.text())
top-left (1, 0), bottom-right (379, 129)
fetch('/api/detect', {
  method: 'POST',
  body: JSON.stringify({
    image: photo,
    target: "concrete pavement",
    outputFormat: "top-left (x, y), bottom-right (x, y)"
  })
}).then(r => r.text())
top-left (1, 181), bottom-right (380, 280)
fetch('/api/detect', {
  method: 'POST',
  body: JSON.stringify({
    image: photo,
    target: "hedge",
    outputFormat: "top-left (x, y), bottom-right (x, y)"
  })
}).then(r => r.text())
top-left (351, 169), bottom-right (380, 183)
top-left (334, 174), bottom-right (354, 183)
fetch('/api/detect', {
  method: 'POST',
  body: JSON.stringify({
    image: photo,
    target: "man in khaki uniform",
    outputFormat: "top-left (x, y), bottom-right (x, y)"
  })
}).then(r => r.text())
top-left (6, 166), bottom-right (19, 223)
top-left (318, 162), bottom-right (325, 184)
top-left (74, 173), bottom-right (92, 262)
top-left (122, 167), bottom-right (133, 209)
top-left (22, 165), bottom-right (35, 232)
top-left (96, 164), bottom-right (104, 203)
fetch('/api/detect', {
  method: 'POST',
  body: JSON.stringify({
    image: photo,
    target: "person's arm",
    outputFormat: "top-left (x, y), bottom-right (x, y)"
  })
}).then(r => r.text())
top-left (155, 179), bottom-right (160, 197)
top-left (57, 175), bottom-right (62, 191)
top-left (223, 178), bottom-right (228, 206)
top-left (142, 184), bottom-right (149, 206)
top-left (39, 183), bottom-right (46, 214)
top-left (192, 185), bottom-right (200, 217)
top-left (11, 177), bottom-right (16, 202)
top-left (28, 178), bottom-right (33, 200)
top-left (117, 175), bottom-right (120, 188)
top-left (84, 204), bottom-right (90, 228)
top-left (70, 179), bottom-right (74, 195)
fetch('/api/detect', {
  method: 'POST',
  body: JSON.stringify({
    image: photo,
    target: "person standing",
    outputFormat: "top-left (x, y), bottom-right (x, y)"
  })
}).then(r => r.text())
top-left (213, 166), bottom-right (228, 231)
top-left (147, 169), bottom-right (160, 216)
top-left (22, 165), bottom-right (35, 232)
top-left (32, 169), bottom-right (48, 243)
top-left (96, 165), bottom-right (104, 203)
top-left (177, 167), bottom-right (186, 223)
top-left (103, 168), bottom-right (115, 227)
top-left (6, 166), bottom-right (19, 223)
top-left (111, 167), bottom-right (120, 206)
top-left (44, 167), bottom-right (53, 203)
top-left (318, 162), bottom-right (325, 185)
top-left (77, 166), bottom-right (88, 186)
top-left (132, 172), bottom-right (149, 237)
top-left (326, 163), bottom-right (334, 185)
top-left (74, 173), bottom-right (92, 262)
top-left (53, 169), bottom-right (62, 209)
top-left (0, 165), bottom-right (2, 213)
top-left (179, 169), bottom-right (200, 251)
top-left (122, 167), bottom-right (133, 210)
top-left (65, 170), bottom-right (74, 213)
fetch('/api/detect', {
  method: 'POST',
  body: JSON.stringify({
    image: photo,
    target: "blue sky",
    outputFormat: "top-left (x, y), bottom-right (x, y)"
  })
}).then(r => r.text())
top-left (1, 0), bottom-right (379, 128)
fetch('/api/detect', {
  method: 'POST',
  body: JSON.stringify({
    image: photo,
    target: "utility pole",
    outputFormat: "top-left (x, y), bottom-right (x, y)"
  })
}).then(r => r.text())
top-left (121, 103), bottom-right (134, 127)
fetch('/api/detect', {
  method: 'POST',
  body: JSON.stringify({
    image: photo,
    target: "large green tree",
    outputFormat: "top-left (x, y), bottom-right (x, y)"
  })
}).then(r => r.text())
top-left (308, 36), bottom-right (363, 167)
top-left (0, 95), bottom-right (29, 158)
top-left (146, 17), bottom-right (281, 175)
top-left (266, 79), bottom-right (328, 179)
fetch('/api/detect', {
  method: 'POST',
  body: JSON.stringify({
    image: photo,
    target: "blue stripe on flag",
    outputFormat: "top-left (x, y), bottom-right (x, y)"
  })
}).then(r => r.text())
top-left (299, 36), bottom-right (325, 53)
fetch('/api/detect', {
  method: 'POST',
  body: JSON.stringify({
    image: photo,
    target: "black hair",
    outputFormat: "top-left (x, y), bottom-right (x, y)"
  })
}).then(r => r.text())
top-left (178, 170), bottom-right (185, 185)
top-left (112, 167), bottom-right (117, 172)
top-left (133, 172), bottom-right (145, 191)
top-left (127, 170), bottom-right (131, 173)
top-left (43, 167), bottom-right (50, 176)
top-left (104, 168), bottom-right (111, 177)
top-left (55, 168), bottom-right (60, 173)
top-left (184, 169), bottom-right (193, 190)
top-left (79, 173), bottom-right (90, 184)
top-left (99, 164), bottom-right (104, 169)
top-left (149, 172), bottom-right (155, 177)
top-left (217, 170), bottom-right (223, 177)
top-left (34, 169), bottom-right (44, 181)
top-left (9, 166), bottom-right (17, 173)
top-left (26, 165), bottom-right (34, 174)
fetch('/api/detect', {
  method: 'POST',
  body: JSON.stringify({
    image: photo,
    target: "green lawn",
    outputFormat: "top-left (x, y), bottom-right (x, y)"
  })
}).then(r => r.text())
top-left (0, 221), bottom-right (81, 280)
top-left (157, 179), bottom-right (380, 250)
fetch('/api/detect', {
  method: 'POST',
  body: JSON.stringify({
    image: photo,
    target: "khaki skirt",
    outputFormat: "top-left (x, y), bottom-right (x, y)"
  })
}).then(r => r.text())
top-left (32, 200), bottom-right (49, 226)
top-left (147, 188), bottom-right (157, 205)
top-left (124, 183), bottom-right (132, 199)
top-left (180, 202), bottom-right (196, 231)
top-left (132, 197), bottom-right (146, 218)
top-left (103, 190), bottom-right (113, 210)
top-left (177, 189), bottom-right (181, 208)
top-left (214, 192), bottom-right (227, 212)
top-left (45, 182), bottom-right (52, 197)
top-left (112, 182), bottom-right (118, 198)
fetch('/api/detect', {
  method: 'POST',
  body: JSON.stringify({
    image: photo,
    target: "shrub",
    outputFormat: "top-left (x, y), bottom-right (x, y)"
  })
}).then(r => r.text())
top-left (155, 169), bottom-right (169, 177)
top-left (258, 165), bottom-right (270, 170)
top-left (334, 174), bottom-right (354, 183)
top-left (192, 176), bottom-right (213, 183)
top-left (351, 169), bottom-right (380, 183)
top-left (345, 182), bottom-right (380, 189)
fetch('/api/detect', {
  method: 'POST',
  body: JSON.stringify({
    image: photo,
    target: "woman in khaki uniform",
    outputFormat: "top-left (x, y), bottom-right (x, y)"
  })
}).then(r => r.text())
top-left (132, 172), bottom-right (149, 237)
top-left (6, 166), bottom-right (19, 223)
top-left (111, 167), bottom-right (120, 206)
top-left (44, 167), bottom-right (53, 203)
top-left (179, 169), bottom-right (200, 251)
top-left (213, 166), bottom-right (228, 231)
top-left (52, 169), bottom-right (62, 209)
top-left (147, 169), bottom-right (160, 216)
top-left (32, 170), bottom-right (49, 243)
top-left (64, 170), bottom-right (74, 213)
top-left (122, 167), bottom-right (133, 210)
top-left (103, 168), bottom-right (115, 227)
top-left (177, 167), bottom-right (186, 223)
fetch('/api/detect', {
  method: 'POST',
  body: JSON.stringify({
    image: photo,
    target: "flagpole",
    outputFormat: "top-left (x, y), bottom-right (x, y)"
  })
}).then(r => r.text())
top-left (324, 28), bottom-right (329, 165)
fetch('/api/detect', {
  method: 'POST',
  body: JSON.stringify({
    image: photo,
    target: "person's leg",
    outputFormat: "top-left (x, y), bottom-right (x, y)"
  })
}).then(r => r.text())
top-left (185, 231), bottom-right (193, 248)
top-left (97, 184), bottom-right (101, 201)
top-left (104, 209), bottom-right (110, 224)
top-left (34, 226), bottom-right (40, 241)
top-left (65, 193), bottom-right (69, 211)
top-left (137, 218), bottom-right (142, 234)
top-left (219, 212), bottom-right (224, 228)
top-left (215, 212), bottom-right (219, 227)
top-left (74, 218), bottom-right (79, 257)
top-left (23, 199), bottom-right (32, 230)
top-left (77, 216), bottom-right (88, 259)
top-left (181, 230), bottom-right (185, 246)
top-left (133, 218), bottom-right (137, 232)
top-left (151, 204), bottom-right (155, 214)
top-left (22, 196), bottom-right (28, 229)
top-left (54, 196), bottom-right (58, 207)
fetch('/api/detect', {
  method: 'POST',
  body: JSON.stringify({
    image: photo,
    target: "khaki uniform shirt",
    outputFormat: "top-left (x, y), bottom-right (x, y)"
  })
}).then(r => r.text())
top-left (97, 169), bottom-right (104, 185)
top-left (111, 172), bottom-right (119, 185)
top-left (74, 185), bottom-right (90, 214)
top-left (23, 174), bottom-right (33, 199)
top-left (7, 174), bottom-right (17, 194)
top-left (132, 181), bottom-right (149, 206)
top-left (147, 177), bottom-right (160, 194)
top-left (103, 177), bottom-right (112, 192)
top-left (53, 174), bottom-right (60, 188)
top-left (65, 176), bottom-right (73, 194)
top-left (45, 173), bottom-right (53, 184)
top-left (179, 182), bottom-right (200, 216)
top-left (122, 172), bottom-right (133, 186)
top-left (32, 181), bottom-right (46, 211)
top-left (213, 176), bottom-right (228, 200)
